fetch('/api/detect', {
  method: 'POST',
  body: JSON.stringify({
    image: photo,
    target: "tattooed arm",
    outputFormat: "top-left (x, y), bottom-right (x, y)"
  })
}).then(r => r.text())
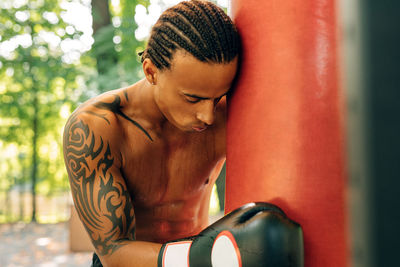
top-left (63, 112), bottom-right (161, 267)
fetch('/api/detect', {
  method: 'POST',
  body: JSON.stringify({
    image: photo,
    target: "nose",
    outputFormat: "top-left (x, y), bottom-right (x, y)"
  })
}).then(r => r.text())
top-left (196, 100), bottom-right (215, 126)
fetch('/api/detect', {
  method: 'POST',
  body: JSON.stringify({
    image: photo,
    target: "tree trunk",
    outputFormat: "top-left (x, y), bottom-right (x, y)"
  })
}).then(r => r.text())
top-left (31, 87), bottom-right (38, 222)
top-left (91, 0), bottom-right (117, 75)
top-left (19, 161), bottom-right (26, 221)
top-left (5, 189), bottom-right (10, 221)
top-left (91, 0), bottom-right (112, 34)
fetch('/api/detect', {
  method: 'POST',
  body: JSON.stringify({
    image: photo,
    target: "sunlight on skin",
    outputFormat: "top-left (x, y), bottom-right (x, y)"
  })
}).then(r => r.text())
top-left (0, 0), bottom-right (227, 222)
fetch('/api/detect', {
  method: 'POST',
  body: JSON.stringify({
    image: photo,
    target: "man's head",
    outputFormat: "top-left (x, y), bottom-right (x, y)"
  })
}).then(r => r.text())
top-left (142, 0), bottom-right (240, 132)
top-left (140, 0), bottom-right (240, 70)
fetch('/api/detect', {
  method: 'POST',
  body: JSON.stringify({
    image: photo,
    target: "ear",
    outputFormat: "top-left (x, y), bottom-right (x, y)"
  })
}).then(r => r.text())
top-left (142, 58), bottom-right (158, 85)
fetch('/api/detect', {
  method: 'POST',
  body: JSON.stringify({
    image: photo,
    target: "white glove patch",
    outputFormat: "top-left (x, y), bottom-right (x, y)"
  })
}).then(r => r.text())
top-left (163, 241), bottom-right (192, 267)
top-left (211, 230), bottom-right (242, 267)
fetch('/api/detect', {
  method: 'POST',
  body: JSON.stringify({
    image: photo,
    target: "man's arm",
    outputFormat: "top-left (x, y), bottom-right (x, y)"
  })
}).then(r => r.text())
top-left (63, 112), bottom-right (161, 267)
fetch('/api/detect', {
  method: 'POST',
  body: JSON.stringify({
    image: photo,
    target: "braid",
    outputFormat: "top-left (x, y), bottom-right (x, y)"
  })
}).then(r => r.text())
top-left (140, 0), bottom-right (240, 70)
top-left (163, 12), bottom-right (209, 58)
top-left (158, 23), bottom-right (206, 61)
top-left (208, 3), bottom-right (232, 60)
top-left (181, 1), bottom-right (220, 61)
top-left (147, 47), bottom-right (169, 69)
top-left (195, 1), bottom-right (226, 61)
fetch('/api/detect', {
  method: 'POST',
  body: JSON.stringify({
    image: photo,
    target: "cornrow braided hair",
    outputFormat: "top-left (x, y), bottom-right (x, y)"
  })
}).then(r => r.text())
top-left (139, 0), bottom-right (240, 70)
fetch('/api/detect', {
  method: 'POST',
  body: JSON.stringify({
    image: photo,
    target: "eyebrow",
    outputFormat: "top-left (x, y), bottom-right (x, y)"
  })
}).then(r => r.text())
top-left (183, 92), bottom-right (228, 100)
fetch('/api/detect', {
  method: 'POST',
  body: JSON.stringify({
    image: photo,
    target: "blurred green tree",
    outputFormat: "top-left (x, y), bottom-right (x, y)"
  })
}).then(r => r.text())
top-left (0, 0), bottom-right (227, 222)
top-left (0, 0), bottom-right (82, 222)
top-left (91, 0), bottom-right (118, 75)
top-left (88, 0), bottom-right (148, 93)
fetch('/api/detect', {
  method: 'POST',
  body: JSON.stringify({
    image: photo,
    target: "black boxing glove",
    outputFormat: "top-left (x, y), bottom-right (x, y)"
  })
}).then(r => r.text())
top-left (157, 202), bottom-right (304, 267)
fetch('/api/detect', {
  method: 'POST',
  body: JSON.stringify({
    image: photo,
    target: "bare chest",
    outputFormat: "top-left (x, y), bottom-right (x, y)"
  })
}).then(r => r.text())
top-left (121, 129), bottom-right (221, 207)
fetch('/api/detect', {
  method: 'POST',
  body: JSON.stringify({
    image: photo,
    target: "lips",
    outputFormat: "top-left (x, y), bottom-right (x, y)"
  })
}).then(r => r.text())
top-left (192, 126), bottom-right (207, 132)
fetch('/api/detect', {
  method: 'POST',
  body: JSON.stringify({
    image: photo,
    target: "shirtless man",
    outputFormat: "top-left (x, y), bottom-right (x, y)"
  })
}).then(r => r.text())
top-left (63, 1), bottom-right (303, 267)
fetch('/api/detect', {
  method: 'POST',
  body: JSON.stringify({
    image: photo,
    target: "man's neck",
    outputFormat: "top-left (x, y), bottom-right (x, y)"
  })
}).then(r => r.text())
top-left (121, 79), bottom-right (167, 134)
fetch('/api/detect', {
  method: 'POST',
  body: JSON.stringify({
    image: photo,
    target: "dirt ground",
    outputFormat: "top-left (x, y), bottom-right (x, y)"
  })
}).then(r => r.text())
top-left (0, 212), bottom-right (224, 267)
top-left (0, 222), bottom-right (92, 267)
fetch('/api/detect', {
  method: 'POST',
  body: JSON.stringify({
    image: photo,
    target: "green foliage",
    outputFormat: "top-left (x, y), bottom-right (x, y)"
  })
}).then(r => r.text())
top-left (119, 0), bottom-right (145, 79)
top-left (0, 0), bottom-right (81, 202)
top-left (0, 0), bottom-right (148, 222)
top-left (0, 0), bottom-right (227, 222)
top-left (87, 0), bottom-right (147, 92)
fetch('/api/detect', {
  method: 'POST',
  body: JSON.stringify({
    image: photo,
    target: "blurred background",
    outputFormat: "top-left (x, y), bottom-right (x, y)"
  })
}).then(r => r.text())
top-left (1, 0), bottom-right (399, 266)
top-left (0, 0), bottom-right (227, 266)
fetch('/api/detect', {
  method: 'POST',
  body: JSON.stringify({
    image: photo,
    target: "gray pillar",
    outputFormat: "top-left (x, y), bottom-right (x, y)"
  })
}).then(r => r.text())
top-left (340, 1), bottom-right (400, 266)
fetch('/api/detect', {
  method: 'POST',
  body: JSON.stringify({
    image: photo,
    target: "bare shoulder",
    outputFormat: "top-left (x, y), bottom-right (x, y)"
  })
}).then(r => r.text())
top-left (75, 89), bottom-right (126, 125)
top-left (71, 88), bottom-right (128, 129)
top-left (63, 91), bottom-right (137, 258)
top-left (63, 92), bottom-right (125, 167)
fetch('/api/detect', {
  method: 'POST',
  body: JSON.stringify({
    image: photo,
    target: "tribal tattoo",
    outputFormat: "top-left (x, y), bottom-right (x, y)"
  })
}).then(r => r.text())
top-left (63, 114), bottom-right (136, 256)
top-left (92, 94), bottom-right (153, 141)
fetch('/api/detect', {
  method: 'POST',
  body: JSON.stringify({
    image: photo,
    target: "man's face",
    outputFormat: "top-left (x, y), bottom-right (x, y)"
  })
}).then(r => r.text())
top-left (154, 51), bottom-right (238, 132)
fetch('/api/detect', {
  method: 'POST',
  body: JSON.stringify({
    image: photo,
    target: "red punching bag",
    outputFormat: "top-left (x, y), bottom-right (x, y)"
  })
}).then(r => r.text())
top-left (226, 1), bottom-right (348, 266)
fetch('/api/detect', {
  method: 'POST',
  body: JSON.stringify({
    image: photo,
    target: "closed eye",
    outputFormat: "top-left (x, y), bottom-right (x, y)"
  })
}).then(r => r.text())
top-left (184, 95), bottom-right (202, 103)
top-left (183, 92), bottom-right (226, 104)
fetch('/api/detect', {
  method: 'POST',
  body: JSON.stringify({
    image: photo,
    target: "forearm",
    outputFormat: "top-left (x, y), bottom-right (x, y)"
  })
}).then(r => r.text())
top-left (100, 241), bottom-right (162, 267)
